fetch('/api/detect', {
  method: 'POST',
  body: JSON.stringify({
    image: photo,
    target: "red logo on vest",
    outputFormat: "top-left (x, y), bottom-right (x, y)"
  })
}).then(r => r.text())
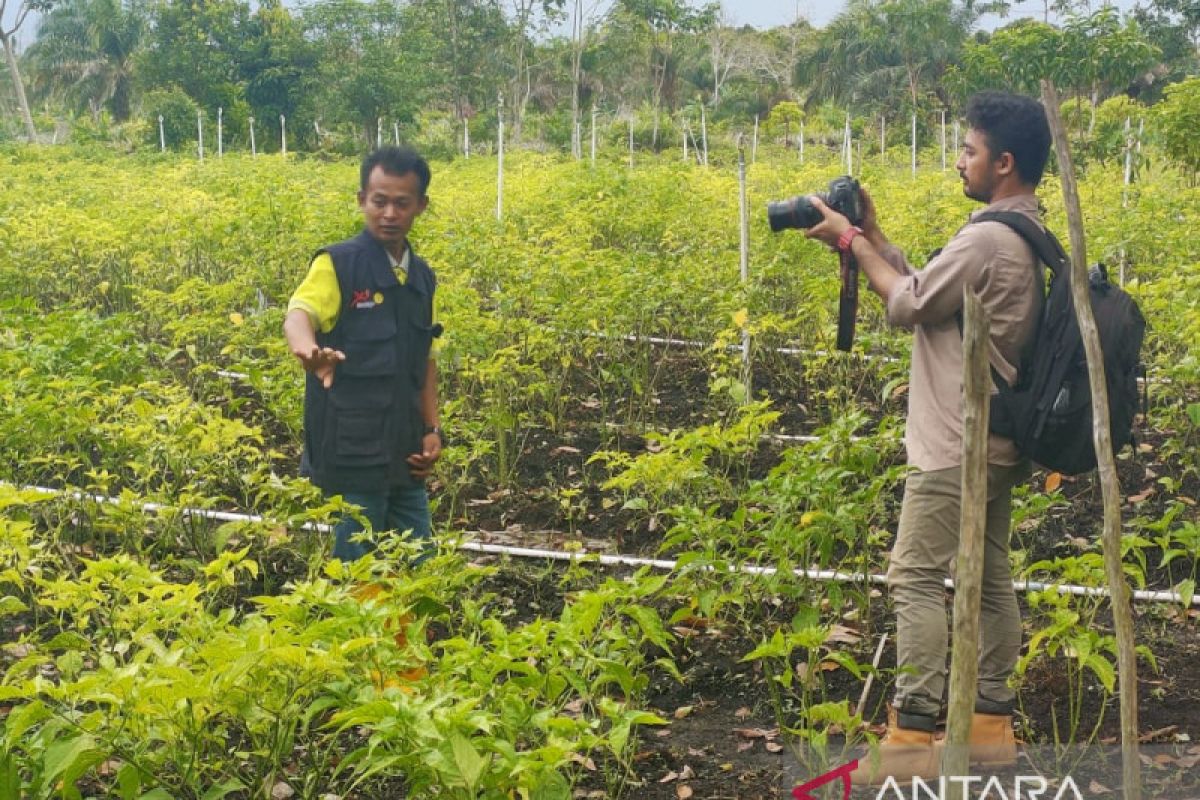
top-left (350, 289), bottom-right (375, 309)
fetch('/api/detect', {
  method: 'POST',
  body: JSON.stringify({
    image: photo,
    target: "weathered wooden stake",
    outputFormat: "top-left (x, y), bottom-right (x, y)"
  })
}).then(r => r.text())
top-left (941, 287), bottom-right (990, 791)
top-left (1041, 77), bottom-right (1141, 800)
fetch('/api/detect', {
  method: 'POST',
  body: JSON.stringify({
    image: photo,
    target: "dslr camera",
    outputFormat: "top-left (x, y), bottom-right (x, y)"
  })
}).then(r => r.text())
top-left (767, 175), bottom-right (864, 232)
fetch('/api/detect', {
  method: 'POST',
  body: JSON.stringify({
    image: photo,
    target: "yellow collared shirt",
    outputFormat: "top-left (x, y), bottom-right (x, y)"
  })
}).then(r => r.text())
top-left (287, 248), bottom-right (440, 352)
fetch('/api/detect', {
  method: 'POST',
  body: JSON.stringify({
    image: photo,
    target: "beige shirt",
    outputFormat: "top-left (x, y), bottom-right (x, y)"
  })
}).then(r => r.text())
top-left (876, 194), bottom-right (1044, 471)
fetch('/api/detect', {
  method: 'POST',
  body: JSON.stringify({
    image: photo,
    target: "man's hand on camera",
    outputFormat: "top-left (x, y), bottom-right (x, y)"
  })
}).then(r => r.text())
top-left (804, 196), bottom-right (851, 252)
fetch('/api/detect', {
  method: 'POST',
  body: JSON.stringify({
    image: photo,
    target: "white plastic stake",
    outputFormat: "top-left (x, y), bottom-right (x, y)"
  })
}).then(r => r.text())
top-left (941, 109), bottom-right (947, 170)
top-left (158, 115), bottom-right (165, 152)
top-left (880, 116), bottom-right (886, 163)
top-left (497, 93), bottom-right (505, 221)
top-left (953, 120), bottom-right (959, 156)
top-left (911, 113), bottom-right (917, 177)
top-left (701, 105), bottom-right (709, 166)
top-left (197, 111), bottom-right (204, 161)
top-left (376, 117), bottom-right (382, 148)
top-left (843, 113), bottom-right (852, 173)
top-left (737, 140), bottom-right (751, 397)
top-left (464, 119), bottom-right (470, 158)
top-left (217, 107), bottom-right (223, 157)
top-left (799, 121), bottom-right (804, 164)
top-left (249, 116), bottom-right (257, 157)
top-left (590, 105), bottom-right (597, 166)
top-left (280, 115), bottom-right (287, 156)
top-left (393, 121), bottom-right (400, 146)
top-left (628, 115), bottom-right (638, 169)
top-left (683, 119), bottom-right (689, 161)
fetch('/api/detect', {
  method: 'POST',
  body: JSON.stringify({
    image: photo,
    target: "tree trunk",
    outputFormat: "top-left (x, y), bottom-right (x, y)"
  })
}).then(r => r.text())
top-left (2, 32), bottom-right (37, 142)
top-left (1041, 77), bottom-right (1142, 800)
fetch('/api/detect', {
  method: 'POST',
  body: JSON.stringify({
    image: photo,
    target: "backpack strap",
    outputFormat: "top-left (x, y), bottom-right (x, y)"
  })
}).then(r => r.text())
top-left (972, 210), bottom-right (1067, 276)
top-left (954, 210), bottom-right (1064, 395)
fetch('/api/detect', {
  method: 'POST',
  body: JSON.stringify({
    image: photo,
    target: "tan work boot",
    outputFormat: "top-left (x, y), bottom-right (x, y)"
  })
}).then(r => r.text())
top-left (850, 707), bottom-right (941, 786)
top-left (968, 712), bottom-right (1018, 768)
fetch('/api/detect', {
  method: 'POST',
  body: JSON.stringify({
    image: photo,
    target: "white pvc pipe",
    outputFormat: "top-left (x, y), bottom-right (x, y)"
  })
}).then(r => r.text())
top-left (9, 483), bottom-right (1194, 606)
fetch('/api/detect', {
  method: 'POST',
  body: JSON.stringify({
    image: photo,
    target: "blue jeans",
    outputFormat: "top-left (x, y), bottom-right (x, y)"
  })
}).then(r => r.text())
top-left (330, 485), bottom-right (433, 564)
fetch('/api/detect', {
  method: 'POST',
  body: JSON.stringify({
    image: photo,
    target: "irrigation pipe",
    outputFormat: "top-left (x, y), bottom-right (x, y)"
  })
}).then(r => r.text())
top-left (7, 482), bottom-right (1196, 607)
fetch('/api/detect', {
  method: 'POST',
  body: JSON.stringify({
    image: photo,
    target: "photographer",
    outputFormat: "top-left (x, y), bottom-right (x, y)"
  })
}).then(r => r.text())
top-left (804, 92), bottom-right (1051, 784)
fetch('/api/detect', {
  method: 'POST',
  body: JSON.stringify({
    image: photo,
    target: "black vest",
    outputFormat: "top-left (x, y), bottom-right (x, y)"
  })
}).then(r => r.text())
top-left (301, 230), bottom-right (438, 494)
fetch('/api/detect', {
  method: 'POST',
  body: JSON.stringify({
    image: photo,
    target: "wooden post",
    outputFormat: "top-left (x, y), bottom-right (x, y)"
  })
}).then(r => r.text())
top-left (737, 139), bottom-right (751, 397)
top-left (1041, 77), bottom-right (1141, 800)
top-left (942, 287), bottom-right (990, 788)
top-left (249, 116), bottom-right (257, 157)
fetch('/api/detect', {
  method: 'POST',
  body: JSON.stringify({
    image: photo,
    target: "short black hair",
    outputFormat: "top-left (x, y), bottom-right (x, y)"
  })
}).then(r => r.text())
top-left (965, 91), bottom-right (1052, 187)
top-left (360, 146), bottom-right (431, 195)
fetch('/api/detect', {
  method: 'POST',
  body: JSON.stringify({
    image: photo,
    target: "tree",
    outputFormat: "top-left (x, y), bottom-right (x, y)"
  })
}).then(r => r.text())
top-left (27, 0), bottom-right (145, 121)
top-left (303, 0), bottom-right (442, 146)
top-left (798, 0), bottom-right (1002, 114)
top-left (610, 0), bottom-right (717, 147)
top-left (1156, 76), bottom-right (1200, 182)
top-left (138, 0), bottom-right (253, 127)
top-left (1, 0), bottom-right (55, 139)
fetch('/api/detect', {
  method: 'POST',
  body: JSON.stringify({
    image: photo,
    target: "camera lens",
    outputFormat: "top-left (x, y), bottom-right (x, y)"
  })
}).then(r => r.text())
top-left (767, 196), bottom-right (823, 231)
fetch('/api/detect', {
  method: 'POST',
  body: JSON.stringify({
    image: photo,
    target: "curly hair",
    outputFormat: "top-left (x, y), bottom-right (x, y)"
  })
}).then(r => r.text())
top-left (966, 91), bottom-right (1052, 186)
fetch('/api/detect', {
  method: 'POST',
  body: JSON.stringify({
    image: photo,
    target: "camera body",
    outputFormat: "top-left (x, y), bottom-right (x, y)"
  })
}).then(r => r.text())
top-left (767, 175), bottom-right (864, 232)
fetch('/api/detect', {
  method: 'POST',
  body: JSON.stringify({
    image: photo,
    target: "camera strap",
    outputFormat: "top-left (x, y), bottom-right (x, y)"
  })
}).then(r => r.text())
top-left (836, 251), bottom-right (858, 352)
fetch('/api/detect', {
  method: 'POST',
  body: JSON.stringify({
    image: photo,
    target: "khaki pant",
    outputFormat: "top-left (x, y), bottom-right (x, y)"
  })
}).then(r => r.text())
top-left (887, 462), bottom-right (1029, 717)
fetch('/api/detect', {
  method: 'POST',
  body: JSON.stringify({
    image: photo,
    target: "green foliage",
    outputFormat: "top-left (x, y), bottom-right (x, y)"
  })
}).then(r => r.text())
top-left (1156, 76), bottom-right (1200, 180)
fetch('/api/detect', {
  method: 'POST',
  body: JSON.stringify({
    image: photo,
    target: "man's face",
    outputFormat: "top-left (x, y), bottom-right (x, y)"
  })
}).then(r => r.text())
top-left (358, 166), bottom-right (428, 249)
top-left (956, 128), bottom-right (1002, 204)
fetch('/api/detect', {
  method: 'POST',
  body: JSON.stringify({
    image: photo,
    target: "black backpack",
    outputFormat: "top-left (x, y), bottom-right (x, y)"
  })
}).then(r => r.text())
top-left (969, 211), bottom-right (1147, 476)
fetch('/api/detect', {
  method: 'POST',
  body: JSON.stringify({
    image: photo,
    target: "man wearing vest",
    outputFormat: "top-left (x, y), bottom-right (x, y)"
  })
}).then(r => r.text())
top-left (284, 146), bottom-right (443, 563)
top-left (805, 92), bottom-right (1052, 784)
